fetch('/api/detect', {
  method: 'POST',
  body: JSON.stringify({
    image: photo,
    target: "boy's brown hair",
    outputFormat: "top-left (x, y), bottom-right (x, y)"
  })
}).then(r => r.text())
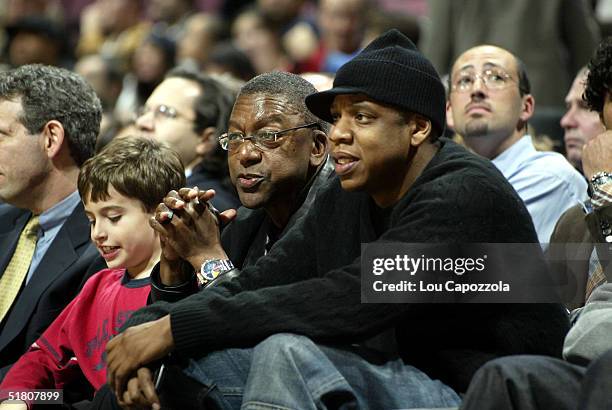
top-left (78, 136), bottom-right (186, 211)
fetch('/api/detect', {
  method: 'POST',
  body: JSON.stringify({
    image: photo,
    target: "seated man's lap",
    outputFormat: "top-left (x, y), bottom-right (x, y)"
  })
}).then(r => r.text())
top-left (183, 333), bottom-right (460, 410)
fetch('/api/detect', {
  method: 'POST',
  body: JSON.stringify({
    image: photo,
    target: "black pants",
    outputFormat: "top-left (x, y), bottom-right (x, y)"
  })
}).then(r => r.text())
top-left (460, 349), bottom-right (612, 410)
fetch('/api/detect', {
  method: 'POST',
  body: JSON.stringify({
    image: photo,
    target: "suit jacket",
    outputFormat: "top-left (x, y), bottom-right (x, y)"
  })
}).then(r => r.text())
top-left (548, 203), bottom-right (612, 310)
top-left (0, 203), bottom-right (106, 380)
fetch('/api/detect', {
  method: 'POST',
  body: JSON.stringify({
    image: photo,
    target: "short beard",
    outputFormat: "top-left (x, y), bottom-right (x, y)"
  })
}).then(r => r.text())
top-left (463, 119), bottom-right (489, 138)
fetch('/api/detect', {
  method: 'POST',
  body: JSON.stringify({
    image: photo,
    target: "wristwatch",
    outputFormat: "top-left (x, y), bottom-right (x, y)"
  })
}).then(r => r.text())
top-left (197, 259), bottom-right (234, 286)
top-left (590, 171), bottom-right (612, 189)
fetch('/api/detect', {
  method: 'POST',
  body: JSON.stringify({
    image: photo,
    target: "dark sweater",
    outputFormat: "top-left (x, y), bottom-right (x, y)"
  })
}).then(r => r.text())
top-left (127, 138), bottom-right (569, 392)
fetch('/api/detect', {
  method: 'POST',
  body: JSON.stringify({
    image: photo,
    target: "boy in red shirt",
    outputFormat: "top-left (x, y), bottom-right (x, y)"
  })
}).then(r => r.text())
top-left (0, 137), bottom-right (185, 408)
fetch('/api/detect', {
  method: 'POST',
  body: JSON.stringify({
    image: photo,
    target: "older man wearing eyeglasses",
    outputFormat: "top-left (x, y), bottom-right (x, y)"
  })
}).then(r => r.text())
top-left (217, 71), bottom-right (332, 266)
top-left (446, 45), bottom-right (587, 248)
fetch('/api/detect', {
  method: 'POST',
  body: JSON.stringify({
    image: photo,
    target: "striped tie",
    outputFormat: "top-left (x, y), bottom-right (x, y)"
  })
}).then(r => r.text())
top-left (0, 215), bottom-right (40, 322)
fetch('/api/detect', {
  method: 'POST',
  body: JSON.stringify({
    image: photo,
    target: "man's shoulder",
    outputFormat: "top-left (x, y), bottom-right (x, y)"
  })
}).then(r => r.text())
top-left (0, 204), bottom-right (29, 224)
top-left (312, 175), bottom-right (370, 211)
top-left (401, 140), bottom-right (533, 228)
top-left (521, 149), bottom-right (585, 182)
top-left (418, 139), bottom-right (513, 193)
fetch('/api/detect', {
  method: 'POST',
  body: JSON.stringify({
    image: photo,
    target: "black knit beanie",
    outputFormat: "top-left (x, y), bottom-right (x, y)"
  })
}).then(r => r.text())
top-left (305, 29), bottom-right (446, 137)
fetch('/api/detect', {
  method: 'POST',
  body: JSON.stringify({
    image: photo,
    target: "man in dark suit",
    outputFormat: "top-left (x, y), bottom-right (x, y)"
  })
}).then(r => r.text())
top-left (0, 65), bottom-right (105, 381)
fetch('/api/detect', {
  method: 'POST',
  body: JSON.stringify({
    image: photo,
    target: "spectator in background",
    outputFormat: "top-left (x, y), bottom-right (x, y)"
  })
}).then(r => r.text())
top-left (1, 0), bottom-right (63, 25)
top-left (204, 41), bottom-right (257, 82)
top-left (74, 54), bottom-right (123, 115)
top-left (136, 68), bottom-right (240, 211)
top-left (422, 0), bottom-right (600, 109)
top-left (77, 0), bottom-right (150, 73)
top-left (147, 0), bottom-right (196, 42)
top-left (232, 8), bottom-right (295, 74)
top-left (256, 0), bottom-right (319, 63)
top-left (114, 32), bottom-right (176, 125)
top-left (5, 16), bottom-right (69, 68)
top-left (446, 45), bottom-right (587, 247)
top-left (299, 0), bottom-right (369, 72)
top-left (561, 67), bottom-right (605, 172)
top-left (74, 54), bottom-right (124, 145)
top-left (177, 12), bottom-right (228, 70)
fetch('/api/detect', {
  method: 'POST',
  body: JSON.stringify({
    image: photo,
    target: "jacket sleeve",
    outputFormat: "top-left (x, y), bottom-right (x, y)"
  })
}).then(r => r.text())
top-left (148, 263), bottom-right (200, 304)
top-left (0, 295), bottom-right (82, 393)
top-left (563, 283), bottom-right (612, 366)
top-left (586, 204), bottom-right (612, 282)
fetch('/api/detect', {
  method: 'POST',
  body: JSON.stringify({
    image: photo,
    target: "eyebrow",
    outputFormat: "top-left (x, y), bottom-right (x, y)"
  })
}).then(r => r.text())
top-left (85, 205), bottom-right (125, 215)
top-left (456, 62), bottom-right (504, 72)
top-left (228, 114), bottom-right (286, 131)
top-left (330, 97), bottom-right (372, 112)
top-left (352, 101), bottom-right (375, 110)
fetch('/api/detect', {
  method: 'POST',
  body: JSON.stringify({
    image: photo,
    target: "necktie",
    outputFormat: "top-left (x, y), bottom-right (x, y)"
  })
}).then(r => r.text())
top-left (0, 215), bottom-right (40, 322)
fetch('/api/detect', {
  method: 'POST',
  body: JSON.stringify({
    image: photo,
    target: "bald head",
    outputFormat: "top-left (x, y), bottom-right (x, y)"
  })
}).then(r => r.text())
top-left (447, 45), bottom-right (534, 159)
top-left (451, 45), bottom-right (530, 96)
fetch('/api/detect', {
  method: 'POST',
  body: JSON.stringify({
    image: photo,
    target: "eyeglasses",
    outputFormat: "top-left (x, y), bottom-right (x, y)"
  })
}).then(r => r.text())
top-left (451, 68), bottom-right (518, 92)
top-left (219, 122), bottom-right (320, 151)
top-left (137, 104), bottom-right (181, 120)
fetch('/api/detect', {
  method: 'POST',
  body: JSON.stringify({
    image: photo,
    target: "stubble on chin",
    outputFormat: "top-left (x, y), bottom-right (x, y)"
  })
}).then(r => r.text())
top-left (464, 119), bottom-right (489, 138)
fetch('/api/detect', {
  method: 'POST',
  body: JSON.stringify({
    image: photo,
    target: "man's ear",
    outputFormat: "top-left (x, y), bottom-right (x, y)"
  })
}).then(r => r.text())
top-left (445, 100), bottom-right (455, 130)
top-left (310, 129), bottom-right (328, 167)
top-left (42, 120), bottom-right (65, 159)
top-left (519, 94), bottom-right (535, 122)
top-left (195, 126), bottom-right (218, 156)
top-left (409, 114), bottom-right (432, 147)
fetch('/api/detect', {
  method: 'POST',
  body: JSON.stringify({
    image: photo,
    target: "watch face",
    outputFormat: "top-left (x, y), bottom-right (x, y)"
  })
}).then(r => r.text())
top-left (592, 172), bottom-right (612, 187)
top-left (200, 259), bottom-right (233, 283)
top-left (202, 262), bottom-right (222, 281)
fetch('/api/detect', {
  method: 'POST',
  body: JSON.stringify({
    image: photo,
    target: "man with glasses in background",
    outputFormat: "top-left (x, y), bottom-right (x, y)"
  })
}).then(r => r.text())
top-left (446, 45), bottom-right (587, 247)
top-left (136, 68), bottom-right (240, 211)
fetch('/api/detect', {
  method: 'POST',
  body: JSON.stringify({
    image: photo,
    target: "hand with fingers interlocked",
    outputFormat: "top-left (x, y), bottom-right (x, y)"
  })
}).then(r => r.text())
top-left (149, 187), bottom-right (237, 283)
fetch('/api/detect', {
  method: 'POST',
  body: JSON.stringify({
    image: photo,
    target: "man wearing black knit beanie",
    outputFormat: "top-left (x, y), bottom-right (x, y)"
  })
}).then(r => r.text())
top-left (106, 29), bottom-right (569, 409)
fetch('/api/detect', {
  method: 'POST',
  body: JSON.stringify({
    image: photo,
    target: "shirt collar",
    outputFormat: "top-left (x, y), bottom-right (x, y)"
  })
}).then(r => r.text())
top-left (38, 190), bottom-right (81, 233)
top-left (492, 134), bottom-right (534, 175)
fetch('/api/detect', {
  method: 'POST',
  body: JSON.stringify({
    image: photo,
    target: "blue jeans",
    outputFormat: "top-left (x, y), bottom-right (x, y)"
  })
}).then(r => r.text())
top-left (184, 333), bottom-right (460, 410)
